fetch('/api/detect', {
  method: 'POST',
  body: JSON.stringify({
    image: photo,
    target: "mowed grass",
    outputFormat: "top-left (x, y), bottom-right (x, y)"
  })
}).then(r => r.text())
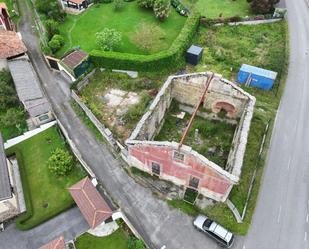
top-left (6, 126), bottom-right (86, 229)
top-left (57, 2), bottom-right (186, 57)
top-left (167, 21), bottom-right (288, 235)
top-left (183, 0), bottom-right (251, 18)
top-left (75, 229), bottom-right (128, 249)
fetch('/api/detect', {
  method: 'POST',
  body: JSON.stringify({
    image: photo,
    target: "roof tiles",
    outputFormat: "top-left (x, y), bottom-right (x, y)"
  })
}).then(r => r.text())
top-left (39, 236), bottom-right (66, 249)
top-left (0, 30), bottom-right (27, 59)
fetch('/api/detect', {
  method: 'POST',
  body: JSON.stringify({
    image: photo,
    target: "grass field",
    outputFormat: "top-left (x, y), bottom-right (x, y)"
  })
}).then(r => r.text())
top-left (57, 2), bottom-right (186, 57)
top-left (182, 0), bottom-right (251, 18)
top-left (6, 125), bottom-right (86, 229)
top-left (75, 229), bottom-right (129, 249)
top-left (168, 21), bottom-right (288, 235)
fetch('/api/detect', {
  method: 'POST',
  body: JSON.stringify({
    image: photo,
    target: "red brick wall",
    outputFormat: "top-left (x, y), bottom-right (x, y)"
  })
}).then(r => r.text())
top-left (129, 144), bottom-right (232, 197)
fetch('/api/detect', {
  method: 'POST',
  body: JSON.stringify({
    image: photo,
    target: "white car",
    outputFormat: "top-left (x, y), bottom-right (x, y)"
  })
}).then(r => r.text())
top-left (193, 215), bottom-right (234, 248)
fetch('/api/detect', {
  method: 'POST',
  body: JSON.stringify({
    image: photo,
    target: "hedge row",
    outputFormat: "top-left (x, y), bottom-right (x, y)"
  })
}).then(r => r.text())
top-left (90, 11), bottom-right (201, 71)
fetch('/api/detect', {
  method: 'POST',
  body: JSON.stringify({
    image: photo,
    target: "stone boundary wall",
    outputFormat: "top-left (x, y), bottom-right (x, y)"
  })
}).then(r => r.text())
top-left (76, 69), bottom-right (96, 91)
top-left (214, 18), bottom-right (283, 27)
top-left (71, 91), bottom-right (129, 163)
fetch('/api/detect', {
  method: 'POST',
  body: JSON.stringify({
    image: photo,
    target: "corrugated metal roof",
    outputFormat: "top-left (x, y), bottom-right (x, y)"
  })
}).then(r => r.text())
top-left (8, 57), bottom-right (52, 117)
top-left (240, 64), bottom-right (278, 80)
top-left (0, 133), bottom-right (12, 201)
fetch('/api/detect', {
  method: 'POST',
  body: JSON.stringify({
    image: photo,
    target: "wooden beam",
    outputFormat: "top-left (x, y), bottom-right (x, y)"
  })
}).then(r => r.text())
top-left (178, 73), bottom-right (214, 149)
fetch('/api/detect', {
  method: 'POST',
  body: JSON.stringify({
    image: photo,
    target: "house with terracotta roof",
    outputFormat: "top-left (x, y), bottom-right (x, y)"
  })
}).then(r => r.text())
top-left (0, 133), bottom-right (26, 224)
top-left (0, 29), bottom-right (27, 69)
top-left (0, 3), bottom-right (14, 31)
top-left (39, 236), bottom-right (66, 249)
top-left (69, 177), bottom-right (113, 229)
top-left (59, 0), bottom-right (94, 14)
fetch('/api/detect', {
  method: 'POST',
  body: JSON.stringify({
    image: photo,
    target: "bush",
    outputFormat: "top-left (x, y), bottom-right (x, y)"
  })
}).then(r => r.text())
top-left (153, 0), bottom-right (171, 21)
top-left (48, 38), bottom-right (61, 53)
top-left (137, 0), bottom-right (154, 8)
top-left (90, 11), bottom-right (200, 71)
top-left (96, 28), bottom-right (122, 51)
top-left (114, 0), bottom-right (124, 10)
top-left (47, 148), bottom-right (74, 176)
top-left (45, 19), bottom-right (60, 40)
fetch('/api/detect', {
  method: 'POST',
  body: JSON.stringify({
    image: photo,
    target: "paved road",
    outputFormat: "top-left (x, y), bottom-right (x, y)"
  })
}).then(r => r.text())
top-left (0, 207), bottom-right (88, 249)
top-left (237, 1), bottom-right (309, 249)
top-left (10, 0), bottom-right (229, 248)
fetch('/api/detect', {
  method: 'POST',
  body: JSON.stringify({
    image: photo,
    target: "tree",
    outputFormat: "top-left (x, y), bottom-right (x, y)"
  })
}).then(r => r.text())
top-left (0, 71), bottom-right (19, 110)
top-left (48, 34), bottom-right (65, 53)
top-left (153, 0), bottom-right (171, 21)
top-left (96, 28), bottom-right (122, 51)
top-left (137, 0), bottom-right (154, 8)
top-left (114, 0), bottom-right (124, 10)
top-left (249, 0), bottom-right (279, 14)
top-left (1, 108), bottom-right (24, 127)
top-left (47, 148), bottom-right (74, 176)
top-left (45, 19), bottom-right (60, 40)
top-left (36, 0), bottom-right (66, 22)
top-left (130, 22), bottom-right (166, 53)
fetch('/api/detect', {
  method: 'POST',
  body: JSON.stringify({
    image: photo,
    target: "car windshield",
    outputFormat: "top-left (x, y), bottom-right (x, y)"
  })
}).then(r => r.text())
top-left (203, 219), bottom-right (213, 229)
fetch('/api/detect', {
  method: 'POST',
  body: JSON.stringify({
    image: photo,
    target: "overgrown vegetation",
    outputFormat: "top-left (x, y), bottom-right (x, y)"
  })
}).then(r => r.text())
top-left (0, 70), bottom-right (27, 141)
top-left (6, 126), bottom-right (86, 230)
top-left (155, 101), bottom-right (236, 167)
top-left (47, 148), bottom-right (74, 176)
top-left (168, 21), bottom-right (288, 235)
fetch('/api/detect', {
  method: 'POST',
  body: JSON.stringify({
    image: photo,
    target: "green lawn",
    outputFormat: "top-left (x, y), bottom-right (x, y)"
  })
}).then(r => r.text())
top-left (168, 21), bottom-right (288, 235)
top-left (6, 125), bottom-right (87, 230)
top-left (75, 229), bottom-right (128, 249)
top-left (182, 0), bottom-right (251, 18)
top-left (57, 2), bottom-right (186, 57)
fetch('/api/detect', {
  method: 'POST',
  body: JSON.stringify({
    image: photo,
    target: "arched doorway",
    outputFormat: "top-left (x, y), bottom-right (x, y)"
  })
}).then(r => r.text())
top-left (213, 101), bottom-right (236, 118)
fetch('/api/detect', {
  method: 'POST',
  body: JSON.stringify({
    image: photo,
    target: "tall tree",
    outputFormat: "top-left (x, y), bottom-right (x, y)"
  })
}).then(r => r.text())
top-left (153, 0), bottom-right (171, 21)
top-left (249, 0), bottom-right (279, 14)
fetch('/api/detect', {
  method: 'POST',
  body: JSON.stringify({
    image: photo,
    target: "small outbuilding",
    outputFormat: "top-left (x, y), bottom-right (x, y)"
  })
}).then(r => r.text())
top-left (186, 45), bottom-right (203, 65)
top-left (38, 236), bottom-right (66, 249)
top-left (59, 50), bottom-right (90, 81)
top-left (237, 64), bottom-right (277, 90)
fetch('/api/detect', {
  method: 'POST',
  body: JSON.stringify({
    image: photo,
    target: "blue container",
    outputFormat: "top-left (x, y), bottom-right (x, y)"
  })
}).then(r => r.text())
top-left (237, 64), bottom-right (277, 90)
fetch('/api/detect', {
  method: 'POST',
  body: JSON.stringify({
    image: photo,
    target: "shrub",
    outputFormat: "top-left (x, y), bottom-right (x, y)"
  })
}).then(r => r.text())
top-left (0, 70), bottom-right (19, 110)
top-left (36, 0), bottom-right (66, 22)
top-left (45, 19), bottom-right (60, 40)
top-left (96, 28), bottom-right (122, 51)
top-left (114, 0), bottom-right (124, 10)
top-left (250, 0), bottom-right (279, 14)
top-left (47, 148), bottom-right (74, 176)
top-left (137, 0), bottom-right (154, 8)
top-left (90, 11), bottom-right (200, 71)
top-left (153, 0), bottom-right (171, 21)
top-left (48, 38), bottom-right (61, 53)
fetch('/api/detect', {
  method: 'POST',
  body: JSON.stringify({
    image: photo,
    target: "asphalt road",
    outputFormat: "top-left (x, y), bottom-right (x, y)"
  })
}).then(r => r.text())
top-left (237, 1), bottom-right (309, 249)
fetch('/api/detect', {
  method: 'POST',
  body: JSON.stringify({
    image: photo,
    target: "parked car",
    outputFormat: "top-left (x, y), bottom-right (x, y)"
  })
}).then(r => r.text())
top-left (193, 215), bottom-right (234, 248)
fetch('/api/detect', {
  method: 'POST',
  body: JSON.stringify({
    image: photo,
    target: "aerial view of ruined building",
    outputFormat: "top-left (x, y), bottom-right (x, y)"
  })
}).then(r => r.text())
top-left (126, 72), bottom-right (255, 202)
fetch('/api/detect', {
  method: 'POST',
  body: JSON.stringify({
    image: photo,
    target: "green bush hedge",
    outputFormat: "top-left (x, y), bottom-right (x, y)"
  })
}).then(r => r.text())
top-left (90, 11), bottom-right (200, 71)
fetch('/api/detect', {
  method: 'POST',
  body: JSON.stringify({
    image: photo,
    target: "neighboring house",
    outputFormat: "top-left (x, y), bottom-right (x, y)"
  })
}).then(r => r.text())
top-left (39, 236), bottom-right (66, 249)
top-left (69, 177), bottom-right (113, 229)
top-left (59, 0), bottom-right (93, 13)
top-left (126, 72), bottom-right (255, 202)
top-left (0, 3), bottom-right (14, 31)
top-left (0, 29), bottom-right (27, 70)
top-left (8, 56), bottom-right (54, 127)
top-left (0, 133), bottom-right (25, 224)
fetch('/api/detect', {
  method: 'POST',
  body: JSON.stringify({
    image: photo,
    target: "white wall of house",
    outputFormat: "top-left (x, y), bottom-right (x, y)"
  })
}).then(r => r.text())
top-left (0, 59), bottom-right (8, 70)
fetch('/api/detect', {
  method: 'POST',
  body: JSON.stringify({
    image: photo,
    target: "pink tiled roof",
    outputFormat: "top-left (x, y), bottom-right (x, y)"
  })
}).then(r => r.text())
top-left (39, 236), bottom-right (65, 249)
top-left (61, 50), bottom-right (88, 70)
top-left (0, 30), bottom-right (27, 59)
top-left (0, 2), bottom-right (8, 11)
top-left (69, 177), bottom-right (113, 229)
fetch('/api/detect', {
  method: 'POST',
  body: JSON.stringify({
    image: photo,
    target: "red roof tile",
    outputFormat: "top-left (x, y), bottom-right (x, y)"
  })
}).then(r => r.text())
top-left (61, 50), bottom-right (88, 70)
top-left (69, 177), bottom-right (113, 229)
top-left (0, 2), bottom-right (8, 10)
top-left (68, 0), bottom-right (85, 4)
top-left (39, 236), bottom-right (65, 249)
top-left (0, 30), bottom-right (27, 59)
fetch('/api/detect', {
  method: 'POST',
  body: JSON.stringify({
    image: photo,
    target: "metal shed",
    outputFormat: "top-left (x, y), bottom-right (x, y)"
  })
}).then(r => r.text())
top-left (237, 64), bottom-right (278, 90)
top-left (186, 45), bottom-right (203, 65)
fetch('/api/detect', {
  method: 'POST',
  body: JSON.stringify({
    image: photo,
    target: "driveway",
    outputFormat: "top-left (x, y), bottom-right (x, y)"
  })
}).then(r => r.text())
top-left (0, 207), bottom-right (88, 249)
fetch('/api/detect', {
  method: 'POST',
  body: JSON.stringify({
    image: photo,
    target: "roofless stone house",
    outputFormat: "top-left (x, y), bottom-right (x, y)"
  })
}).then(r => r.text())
top-left (126, 72), bottom-right (255, 202)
